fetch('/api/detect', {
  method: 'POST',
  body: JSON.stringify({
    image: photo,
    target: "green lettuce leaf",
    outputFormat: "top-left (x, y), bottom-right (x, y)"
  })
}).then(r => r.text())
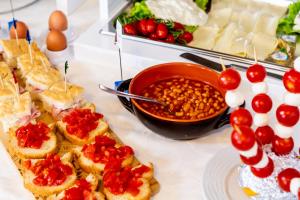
top-left (277, 1), bottom-right (300, 35)
top-left (194, 0), bottom-right (209, 10)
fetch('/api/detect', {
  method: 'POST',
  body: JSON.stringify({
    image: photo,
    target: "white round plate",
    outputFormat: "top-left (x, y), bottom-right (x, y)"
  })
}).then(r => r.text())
top-left (203, 147), bottom-right (250, 200)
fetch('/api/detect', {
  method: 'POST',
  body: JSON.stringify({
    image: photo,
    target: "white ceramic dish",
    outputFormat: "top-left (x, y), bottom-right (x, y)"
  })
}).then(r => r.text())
top-left (203, 147), bottom-right (249, 200)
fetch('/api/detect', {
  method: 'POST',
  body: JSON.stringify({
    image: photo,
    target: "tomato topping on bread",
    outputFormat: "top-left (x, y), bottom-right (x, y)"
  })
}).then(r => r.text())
top-left (82, 136), bottom-right (133, 163)
top-left (16, 122), bottom-right (50, 149)
top-left (26, 154), bottom-right (73, 186)
top-left (103, 159), bottom-right (153, 199)
top-left (57, 108), bottom-right (108, 145)
top-left (74, 136), bottom-right (134, 174)
top-left (63, 109), bottom-right (103, 139)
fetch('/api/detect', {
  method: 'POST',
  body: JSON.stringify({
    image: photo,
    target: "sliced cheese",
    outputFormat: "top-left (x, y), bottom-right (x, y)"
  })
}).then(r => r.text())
top-left (206, 7), bottom-right (232, 29)
top-left (188, 26), bottom-right (219, 50)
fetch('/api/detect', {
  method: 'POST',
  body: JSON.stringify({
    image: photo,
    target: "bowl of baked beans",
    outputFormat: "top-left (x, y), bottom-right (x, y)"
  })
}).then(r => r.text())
top-left (117, 62), bottom-right (233, 140)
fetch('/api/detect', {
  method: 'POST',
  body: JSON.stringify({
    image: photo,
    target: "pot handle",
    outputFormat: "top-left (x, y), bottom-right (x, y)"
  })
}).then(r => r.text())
top-left (116, 79), bottom-right (134, 114)
top-left (214, 101), bottom-right (246, 129)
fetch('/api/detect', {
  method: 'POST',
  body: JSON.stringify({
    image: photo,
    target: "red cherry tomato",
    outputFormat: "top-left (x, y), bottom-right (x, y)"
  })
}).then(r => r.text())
top-left (149, 33), bottom-right (158, 40)
top-left (251, 158), bottom-right (274, 178)
top-left (255, 126), bottom-right (274, 145)
top-left (283, 69), bottom-right (300, 93)
top-left (123, 24), bottom-right (137, 36)
top-left (146, 19), bottom-right (157, 34)
top-left (173, 22), bottom-right (184, 30)
top-left (251, 94), bottom-right (272, 113)
top-left (246, 64), bottom-right (266, 83)
top-left (165, 34), bottom-right (175, 43)
top-left (231, 126), bottom-right (256, 151)
top-left (156, 23), bottom-right (168, 39)
top-left (179, 31), bottom-right (193, 43)
top-left (240, 147), bottom-right (263, 165)
top-left (272, 135), bottom-right (294, 155)
top-left (137, 19), bottom-right (148, 36)
top-left (277, 168), bottom-right (300, 192)
top-left (276, 104), bottom-right (299, 127)
top-left (230, 108), bottom-right (253, 127)
top-left (218, 68), bottom-right (241, 90)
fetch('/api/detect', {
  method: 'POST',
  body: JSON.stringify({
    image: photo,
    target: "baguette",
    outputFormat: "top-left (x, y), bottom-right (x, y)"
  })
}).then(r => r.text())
top-left (73, 136), bottom-right (134, 173)
top-left (8, 125), bottom-right (57, 159)
top-left (23, 153), bottom-right (76, 196)
top-left (57, 119), bottom-right (108, 145)
top-left (104, 163), bottom-right (154, 200)
top-left (47, 174), bottom-right (105, 200)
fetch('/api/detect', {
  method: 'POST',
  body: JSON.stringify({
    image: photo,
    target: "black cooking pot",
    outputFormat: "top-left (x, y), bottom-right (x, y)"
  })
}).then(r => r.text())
top-left (117, 62), bottom-right (242, 140)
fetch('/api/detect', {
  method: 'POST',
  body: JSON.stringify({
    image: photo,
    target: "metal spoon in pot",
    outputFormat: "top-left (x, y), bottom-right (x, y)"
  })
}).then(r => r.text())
top-left (99, 84), bottom-right (167, 106)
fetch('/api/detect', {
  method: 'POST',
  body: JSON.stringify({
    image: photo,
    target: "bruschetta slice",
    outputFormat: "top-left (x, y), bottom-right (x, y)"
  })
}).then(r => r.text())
top-left (103, 160), bottom-right (154, 200)
top-left (9, 121), bottom-right (57, 159)
top-left (57, 108), bottom-right (108, 145)
top-left (74, 135), bottom-right (134, 173)
top-left (23, 153), bottom-right (76, 196)
top-left (47, 174), bottom-right (105, 200)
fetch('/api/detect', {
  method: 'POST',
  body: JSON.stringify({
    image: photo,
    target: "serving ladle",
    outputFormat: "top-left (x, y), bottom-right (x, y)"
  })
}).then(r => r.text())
top-left (99, 84), bottom-right (167, 106)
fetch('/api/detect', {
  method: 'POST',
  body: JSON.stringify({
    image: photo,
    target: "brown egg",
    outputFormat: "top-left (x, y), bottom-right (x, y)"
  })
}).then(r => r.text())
top-left (46, 30), bottom-right (67, 51)
top-left (48, 10), bottom-right (68, 31)
top-left (9, 21), bottom-right (28, 39)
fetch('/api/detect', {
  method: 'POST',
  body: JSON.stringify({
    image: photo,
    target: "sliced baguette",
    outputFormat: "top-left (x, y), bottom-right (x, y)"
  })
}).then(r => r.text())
top-left (104, 163), bottom-right (153, 200)
top-left (74, 146), bottom-right (133, 174)
top-left (104, 178), bottom-right (151, 200)
top-left (23, 161), bottom-right (76, 196)
top-left (47, 174), bottom-right (105, 200)
top-left (8, 128), bottom-right (57, 159)
top-left (57, 119), bottom-right (108, 145)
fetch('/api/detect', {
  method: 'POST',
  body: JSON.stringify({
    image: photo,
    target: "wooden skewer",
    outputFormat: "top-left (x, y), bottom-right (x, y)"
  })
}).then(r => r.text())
top-left (11, 82), bottom-right (19, 103)
top-left (253, 47), bottom-right (258, 64)
top-left (39, 57), bottom-right (48, 72)
top-left (28, 43), bottom-right (33, 64)
top-left (0, 76), bottom-right (3, 89)
top-left (234, 125), bottom-right (242, 134)
top-left (219, 57), bottom-right (227, 71)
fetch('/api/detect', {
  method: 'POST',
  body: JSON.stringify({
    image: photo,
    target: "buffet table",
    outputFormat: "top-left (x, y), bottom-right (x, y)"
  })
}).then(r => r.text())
top-left (1, 1), bottom-right (300, 200)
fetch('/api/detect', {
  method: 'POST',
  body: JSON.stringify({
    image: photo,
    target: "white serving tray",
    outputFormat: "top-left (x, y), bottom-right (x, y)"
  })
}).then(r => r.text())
top-left (100, 0), bottom-right (294, 72)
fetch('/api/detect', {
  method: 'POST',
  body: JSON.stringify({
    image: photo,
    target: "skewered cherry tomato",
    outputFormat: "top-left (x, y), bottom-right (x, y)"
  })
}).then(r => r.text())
top-left (218, 68), bottom-right (241, 90)
top-left (250, 158), bottom-right (274, 178)
top-left (277, 168), bottom-right (300, 192)
top-left (246, 64), bottom-right (266, 83)
top-left (255, 126), bottom-right (274, 145)
top-left (272, 135), bottom-right (294, 155)
top-left (231, 126), bottom-right (256, 151)
top-left (283, 69), bottom-right (300, 93)
top-left (230, 108), bottom-right (253, 127)
top-left (252, 94), bottom-right (272, 113)
top-left (276, 104), bottom-right (299, 127)
top-left (240, 147), bottom-right (263, 165)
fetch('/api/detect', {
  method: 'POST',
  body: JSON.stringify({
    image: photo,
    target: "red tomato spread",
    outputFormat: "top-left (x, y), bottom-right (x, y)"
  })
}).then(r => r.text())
top-left (63, 179), bottom-right (94, 200)
top-left (62, 109), bottom-right (103, 139)
top-left (25, 154), bottom-right (73, 186)
top-left (82, 136), bottom-right (133, 164)
top-left (16, 122), bottom-right (50, 149)
top-left (103, 159), bottom-right (150, 196)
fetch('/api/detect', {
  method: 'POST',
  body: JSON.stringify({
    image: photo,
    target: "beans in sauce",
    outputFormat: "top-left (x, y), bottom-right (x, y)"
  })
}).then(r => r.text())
top-left (139, 78), bottom-right (226, 120)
